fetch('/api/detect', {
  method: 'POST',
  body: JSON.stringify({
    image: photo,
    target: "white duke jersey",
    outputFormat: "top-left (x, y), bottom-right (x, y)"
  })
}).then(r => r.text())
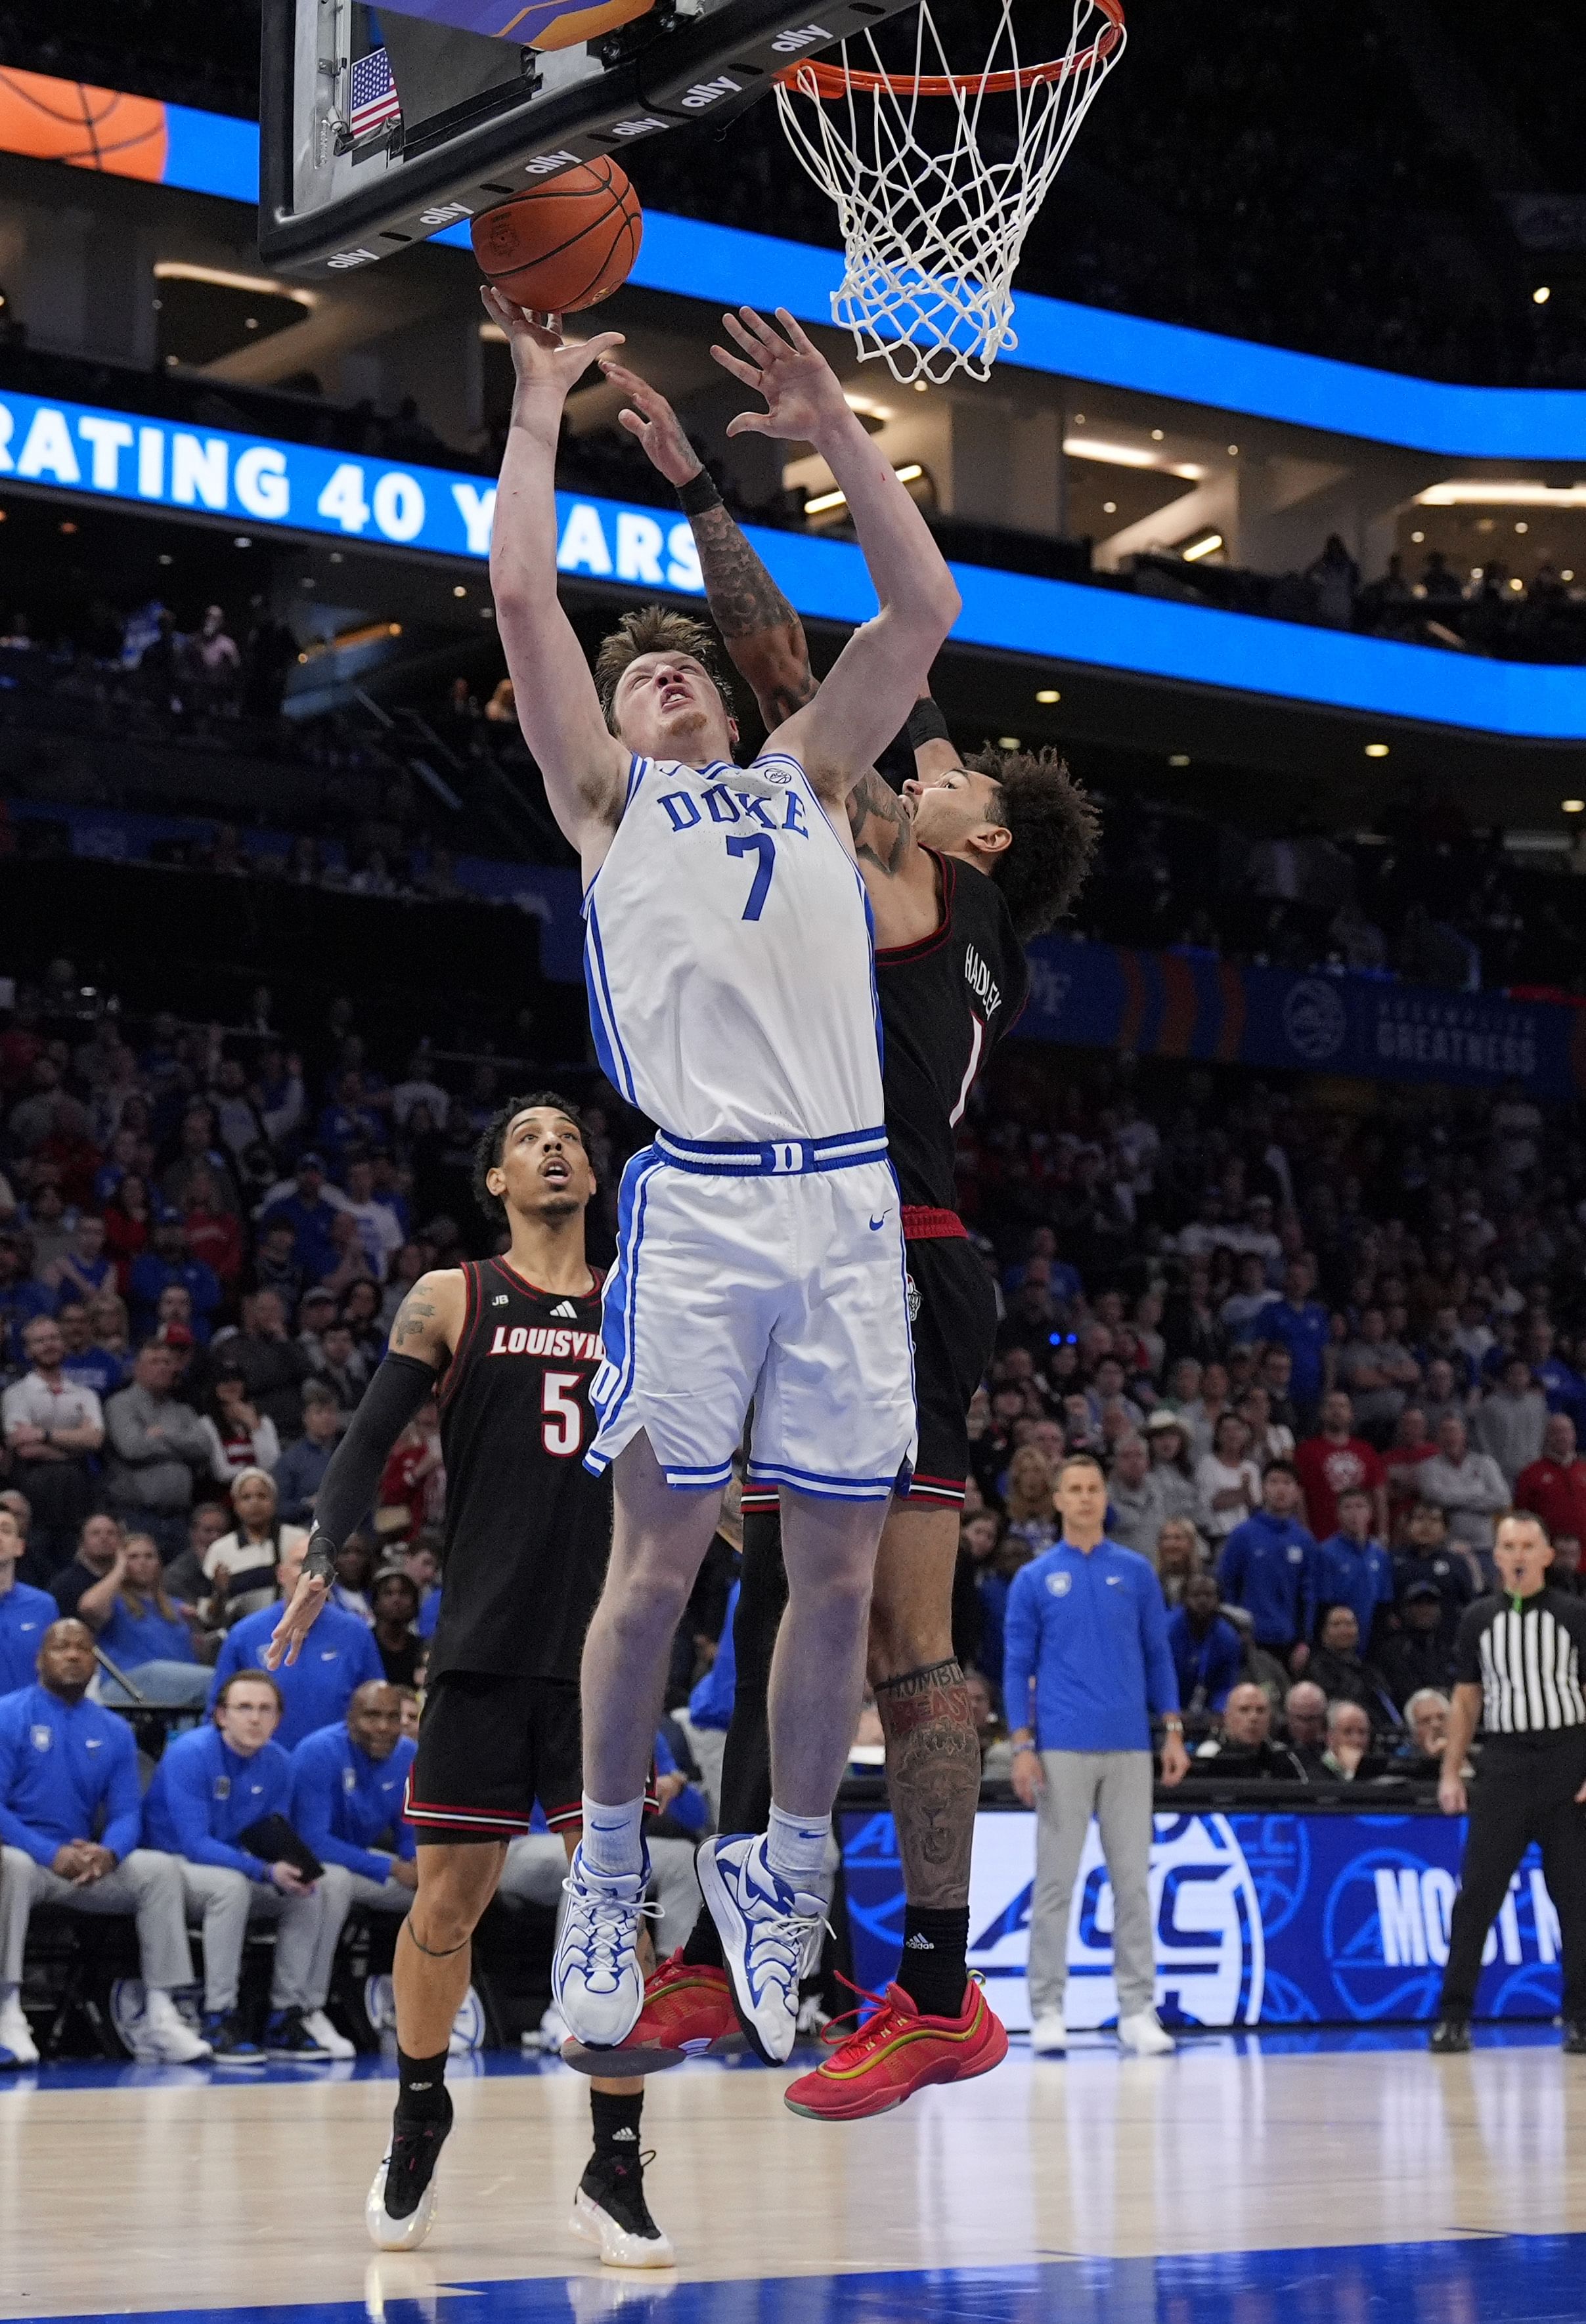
top-left (583, 750), bottom-right (885, 1144)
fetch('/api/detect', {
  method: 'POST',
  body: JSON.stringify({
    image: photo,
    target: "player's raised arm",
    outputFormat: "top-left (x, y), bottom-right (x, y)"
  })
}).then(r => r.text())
top-left (265, 1270), bottom-right (463, 1668)
top-left (709, 309), bottom-right (960, 805)
top-left (484, 290), bottom-right (632, 875)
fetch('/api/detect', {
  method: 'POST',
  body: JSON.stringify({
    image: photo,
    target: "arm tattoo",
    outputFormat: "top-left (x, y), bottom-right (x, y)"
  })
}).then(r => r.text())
top-left (391, 1294), bottom-right (437, 1352)
top-left (847, 766), bottom-right (914, 878)
top-left (874, 1659), bottom-right (981, 1909)
top-left (691, 504), bottom-right (802, 640)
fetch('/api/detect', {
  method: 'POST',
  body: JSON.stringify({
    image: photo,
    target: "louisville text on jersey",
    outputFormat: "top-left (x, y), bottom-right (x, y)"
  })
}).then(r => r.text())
top-left (486, 1325), bottom-right (604, 1361)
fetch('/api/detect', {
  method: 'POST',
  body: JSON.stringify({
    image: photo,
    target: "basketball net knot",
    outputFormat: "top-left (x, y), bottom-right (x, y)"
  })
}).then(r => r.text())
top-left (774, 0), bottom-right (1125, 385)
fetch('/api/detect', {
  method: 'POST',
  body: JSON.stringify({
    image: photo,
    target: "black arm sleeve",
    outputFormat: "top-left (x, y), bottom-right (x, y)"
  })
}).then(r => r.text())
top-left (309, 1352), bottom-right (439, 1552)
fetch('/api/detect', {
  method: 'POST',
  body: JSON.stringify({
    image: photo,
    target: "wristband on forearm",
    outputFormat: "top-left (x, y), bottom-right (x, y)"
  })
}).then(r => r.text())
top-left (905, 696), bottom-right (952, 750)
top-left (676, 470), bottom-right (722, 517)
top-left (303, 1530), bottom-right (336, 1588)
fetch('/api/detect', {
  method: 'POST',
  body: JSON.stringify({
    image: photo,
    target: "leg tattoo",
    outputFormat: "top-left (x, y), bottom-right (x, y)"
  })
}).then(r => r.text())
top-left (874, 1659), bottom-right (981, 1910)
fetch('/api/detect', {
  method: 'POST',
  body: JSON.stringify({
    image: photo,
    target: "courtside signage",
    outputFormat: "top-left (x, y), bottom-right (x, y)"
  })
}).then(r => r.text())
top-left (6, 384), bottom-right (1586, 737)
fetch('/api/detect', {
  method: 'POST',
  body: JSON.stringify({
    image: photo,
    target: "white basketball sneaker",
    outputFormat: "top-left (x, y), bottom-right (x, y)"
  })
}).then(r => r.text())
top-left (0, 1991), bottom-right (39, 2067)
top-left (303, 2008), bottom-right (357, 2060)
top-left (366, 2090), bottom-right (452, 2251)
top-left (1030, 2009), bottom-right (1067, 2056)
top-left (697, 1833), bottom-right (826, 2066)
top-left (553, 1842), bottom-right (653, 2050)
top-left (137, 1988), bottom-right (214, 2064)
top-left (1117, 2009), bottom-right (1176, 2056)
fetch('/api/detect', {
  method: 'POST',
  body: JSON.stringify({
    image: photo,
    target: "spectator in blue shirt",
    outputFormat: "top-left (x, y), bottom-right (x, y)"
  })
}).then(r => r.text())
top-left (209, 1537), bottom-right (383, 1749)
top-left (56, 1301), bottom-right (130, 1402)
top-left (143, 1666), bottom-right (343, 2063)
top-left (1003, 1453), bottom-right (1187, 2061)
top-left (87, 1533), bottom-right (209, 1712)
top-left (1526, 1322), bottom-right (1586, 1436)
top-left (1254, 1261), bottom-right (1331, 1421)
top-left (1164, 1571), bottom-right (1245, 1719)
top-left (127, 1219), bottom-right (222, 1344)
top-left (0, 1619), bottom-right (208, 2067)
top-left (0, 1506), bottom-right (54, 1699)
top-left (272, 1386), bottom-right (344, 1526)
top-left (1216, 1462), bottom-right (1317, 1654)
top-left (261, 1156), bottom-right (343, 1283)
top-left (1311, 1487), bottom-right (1395, 1655)
top-left (292, 1680), bottom-right (417, 1961)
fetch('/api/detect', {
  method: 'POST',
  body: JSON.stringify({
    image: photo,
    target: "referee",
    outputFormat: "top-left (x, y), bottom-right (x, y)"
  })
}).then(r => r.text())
top-left (1430, 1510), bottom-right (1586, 2054)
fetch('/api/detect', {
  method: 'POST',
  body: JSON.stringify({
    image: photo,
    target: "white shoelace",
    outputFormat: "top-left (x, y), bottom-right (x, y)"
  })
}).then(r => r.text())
top-left (560, 1875), bottom-right (662, 1995)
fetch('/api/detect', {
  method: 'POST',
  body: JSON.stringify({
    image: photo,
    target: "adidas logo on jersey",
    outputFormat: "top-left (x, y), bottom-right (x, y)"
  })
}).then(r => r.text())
top-left (549, 1300), bottom-right (579, 1318)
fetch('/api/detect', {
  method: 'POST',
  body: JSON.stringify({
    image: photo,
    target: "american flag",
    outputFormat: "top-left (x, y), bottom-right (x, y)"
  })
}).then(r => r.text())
top-left (349, 47), bottom-right (402, 139)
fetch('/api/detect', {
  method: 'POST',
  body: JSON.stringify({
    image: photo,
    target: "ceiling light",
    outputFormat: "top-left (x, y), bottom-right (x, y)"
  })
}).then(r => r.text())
top-left (1063, 438), bottom-right (1160, 469)
top-left (158, 554), bottom-right (173, 567)
top-left (1534, 285), bottom-right (1551, 304)
top-left (1516, 521), bottom-right (1529, 534)
top-left (1102, 499), bottom-right (1118, 514)
top-left (453, 584), bottom-right (468, 598)
top-left (232, 535), bottom-right (252, 548)
top-left (1151, 428), bottom-right (1164, 441)
top-left (1411, 529), bottom-right (1425, 542)
top-left (1417, 480), bottom-right (1586, 506)
top-left (1365, 742), bottom-right (1390, 758)
top-left (804, 487), bottom-right (847, 515)
top-left (1168, 753), bottom-right (1191, 768)
top-left (1227, 444), bottom-right (1239, 456)
top-left (59, 521), bottom-right (76, 535)
top-left (1564, 799), bottom-right (1584, 813)
top-left (1073, 412), bottom-right (1085, 424)
top-left (1509, 576), bottom-right (1524, 591)
top-left (1181, 532), bottom-right (1223, 561)
top-left (330, 552), bottom-right (343, 563)
top-left (913, 380), bottom-right (929, 393)
top-left (894, 464), bottom-right (924, 485)
top-left (153, 259), bottom-right (315, 306)
top-left (1564, 569), bottom-right (1575, 581)
top-left (1036, 688), bottom-right (1061, 704)
top-left (844, 391), bottom-right (894, 421)
top-left (998, 736), bottom-right (1021, 750)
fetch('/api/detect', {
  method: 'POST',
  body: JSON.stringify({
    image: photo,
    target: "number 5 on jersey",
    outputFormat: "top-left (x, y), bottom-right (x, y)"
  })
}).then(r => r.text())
top-left (726, 833), bottom-right (775, 921)
top-left (542, 1371), bottom-right (583, 1457)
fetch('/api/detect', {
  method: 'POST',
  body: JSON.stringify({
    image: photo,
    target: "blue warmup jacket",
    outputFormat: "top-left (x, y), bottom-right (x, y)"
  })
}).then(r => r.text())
top-left (0, 1579), bottom-right (56, 1698)
top-left (1164, 1607), bottom-right (1245, 1714)
top-left (416, 1590), bottom-right (440, 1640)
top-left (1313, 1531), bottom-right (1396, 1646)
top-left (0, 1683), bottom-right (142, 1864)
top-left (1216, 1512), bottom-right (1317, 1646)
top-left (1253, 1296), bottom-right (1331, 1406)
top-left (290, 1723), bottom-right (416, 1883)
top-left (651, 1726), bottom-right (710, 1835)
top-left (99, 1600), bottom-right (197, 1671)
top-left (687, 1581), bottom-right (738, 1731)
top-left (1002, 1538), bottom-right (1179, 1753)
top-left (209, 1602), bottom-right (384, 1750)
top-left (142, 1723), bottom-right (294, 1879)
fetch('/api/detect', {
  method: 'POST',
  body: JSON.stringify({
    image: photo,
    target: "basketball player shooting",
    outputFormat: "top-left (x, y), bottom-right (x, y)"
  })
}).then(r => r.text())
top-left (265, 1099), bottom-right (671, 2268)
top-left (483, 285), bottom-right (959, 2066)
top-left (576, 359), bottom-right (1099, 2117)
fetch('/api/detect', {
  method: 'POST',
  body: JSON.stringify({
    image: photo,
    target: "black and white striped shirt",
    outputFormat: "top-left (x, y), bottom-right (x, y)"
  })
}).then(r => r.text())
top-left (1455, 1588), bottom-right (1586, 1740)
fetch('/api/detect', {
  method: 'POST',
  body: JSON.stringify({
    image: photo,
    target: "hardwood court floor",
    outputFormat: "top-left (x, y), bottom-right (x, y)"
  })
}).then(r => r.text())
top-left (1, 2034), bottom-right (1584, 2320)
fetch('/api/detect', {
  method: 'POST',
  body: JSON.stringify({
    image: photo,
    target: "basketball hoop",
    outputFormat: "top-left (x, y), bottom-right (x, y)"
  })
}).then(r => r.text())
top-left (774, 0), bottom-right (1126, 384)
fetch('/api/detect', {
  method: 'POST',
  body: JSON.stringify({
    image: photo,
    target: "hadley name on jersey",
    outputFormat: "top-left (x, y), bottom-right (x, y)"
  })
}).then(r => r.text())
top-left (428, 1258), bottom-right (613, 1687)
top-left (583, 750), bottom-right (886, 1146)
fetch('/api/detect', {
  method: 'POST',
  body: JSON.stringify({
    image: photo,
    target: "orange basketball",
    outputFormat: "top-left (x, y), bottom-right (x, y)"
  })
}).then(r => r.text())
top-left (471, 158), bottom-right (643, 317)
top-left (0, 68), bottom-right (167, 181)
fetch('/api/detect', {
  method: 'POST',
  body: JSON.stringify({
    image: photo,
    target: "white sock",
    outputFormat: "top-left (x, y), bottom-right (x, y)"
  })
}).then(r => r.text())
top-left (765, 1803), bottom-right (829, 1888)
top-left (580, 1793), bottom-right (644, 1877)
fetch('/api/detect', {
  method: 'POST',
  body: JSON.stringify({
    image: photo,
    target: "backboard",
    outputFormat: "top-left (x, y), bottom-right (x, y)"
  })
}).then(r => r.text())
top-left (259, 0), bottom-right (919, 279)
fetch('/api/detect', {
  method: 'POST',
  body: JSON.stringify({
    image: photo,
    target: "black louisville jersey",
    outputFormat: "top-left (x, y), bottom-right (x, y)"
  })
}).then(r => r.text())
top-left (1455, 1587), bottom-right (1586, 1742)
top-left (876, 851), bottom-right (1029, 1210)
top-left (426, 1257), bottom-right (611, 1686)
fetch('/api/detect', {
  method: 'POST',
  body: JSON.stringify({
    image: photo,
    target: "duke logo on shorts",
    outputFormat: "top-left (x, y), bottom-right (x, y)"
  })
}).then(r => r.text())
top-left (583, 749), bottom-right (915, 1502)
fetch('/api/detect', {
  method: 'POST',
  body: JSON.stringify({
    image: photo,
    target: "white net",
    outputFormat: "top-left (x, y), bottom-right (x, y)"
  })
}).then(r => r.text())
top-left (774, 1), bottom-right (1126, 384)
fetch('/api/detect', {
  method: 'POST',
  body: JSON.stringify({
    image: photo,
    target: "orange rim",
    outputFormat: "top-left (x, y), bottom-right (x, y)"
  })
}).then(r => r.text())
top-left (775, 0), bottom-right (1124, 99)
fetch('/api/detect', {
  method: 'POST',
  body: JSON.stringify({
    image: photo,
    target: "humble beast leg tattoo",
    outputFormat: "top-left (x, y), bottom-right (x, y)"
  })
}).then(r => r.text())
top-left (874, 1657), bottom-right (981, 1910)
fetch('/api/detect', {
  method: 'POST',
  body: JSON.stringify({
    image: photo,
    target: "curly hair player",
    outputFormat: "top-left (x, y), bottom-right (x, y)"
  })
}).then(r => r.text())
top-left (267, 1097), bottom-right (669, 2266)
top-left (476, 291), bottom-right (959, 2072)
top-left (571, 359), bottom-right (1099, 2117)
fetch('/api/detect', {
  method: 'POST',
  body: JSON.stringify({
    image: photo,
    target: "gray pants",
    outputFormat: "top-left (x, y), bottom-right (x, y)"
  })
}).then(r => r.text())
top-left (316, 1860), bottom-right (412, 1973)
top-left (498, 1832), bottom-right (701, 1946)
top-left (178, 1862), bottom-right (337, 2013)
top-left (1, 1844), bottom-right (194, 1992)
top-left (1028, 1751), bottom-right (1156, 2021)
top-left (673, 1717), bottom-right (727, 1818)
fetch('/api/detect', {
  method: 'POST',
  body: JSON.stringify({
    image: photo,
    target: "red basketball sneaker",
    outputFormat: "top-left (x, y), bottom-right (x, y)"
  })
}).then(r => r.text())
top-left (560, 1951), bottom-right (738, 2076)
top-left (782, 1980), bottom-right (1008, 2122)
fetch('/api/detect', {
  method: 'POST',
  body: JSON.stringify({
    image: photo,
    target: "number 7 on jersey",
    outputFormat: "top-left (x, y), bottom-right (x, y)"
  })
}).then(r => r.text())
top-left (726, 833), bottom-right (776, 921)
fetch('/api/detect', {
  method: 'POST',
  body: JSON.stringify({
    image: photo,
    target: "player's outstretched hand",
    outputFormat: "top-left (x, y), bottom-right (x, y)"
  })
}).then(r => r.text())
top-left (481, 286), bottom-right (623, 401)
top-left (600, 360), bottom-right (701, 487)
top-left (264, 1570), bottom-right (331, 1669)
top-left (713, 307), bottom-right (848, 447)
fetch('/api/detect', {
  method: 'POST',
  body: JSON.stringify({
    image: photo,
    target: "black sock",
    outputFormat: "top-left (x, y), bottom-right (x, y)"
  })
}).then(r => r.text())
top-left (395, 2044), bottom-right (449, 2122)
top-left (681, 1910), bottom-right (724, 1970)
top-left (590, 2088), bottom-right (644, 2166)
top-left (894, 1906), bottom-right (971, 2018)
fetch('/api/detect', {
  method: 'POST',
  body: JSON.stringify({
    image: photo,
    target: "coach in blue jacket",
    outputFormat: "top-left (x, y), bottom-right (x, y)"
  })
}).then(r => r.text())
top-left (292, 1680), bottom-right (418, 1958)
top-left (1004, 1453), bottom-right (1187, 2061)
top-left (209, 1539), bottom-right (382, 1750)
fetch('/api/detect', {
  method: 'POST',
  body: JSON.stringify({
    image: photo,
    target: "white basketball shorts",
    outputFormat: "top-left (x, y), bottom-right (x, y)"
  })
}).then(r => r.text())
top-left (585, 1133), bottom-right (917, 1501)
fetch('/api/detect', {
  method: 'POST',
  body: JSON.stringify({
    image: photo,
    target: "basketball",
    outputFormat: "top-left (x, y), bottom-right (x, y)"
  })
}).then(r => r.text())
top-left (0, 68), bottom-right (167, 180)
top-left (470, 159), bottom-right (643, 316)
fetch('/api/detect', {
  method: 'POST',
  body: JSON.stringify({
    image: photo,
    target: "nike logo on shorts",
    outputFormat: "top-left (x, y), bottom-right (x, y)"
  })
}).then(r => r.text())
top-left (869, 1216), bottom-right (886, 1231)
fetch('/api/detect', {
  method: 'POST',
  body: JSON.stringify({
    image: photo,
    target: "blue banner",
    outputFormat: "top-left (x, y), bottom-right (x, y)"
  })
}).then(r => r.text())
top-left (841, 1807), bottom-right (1565, 2027)
top-left (1018, 940), bottom-right (1586, 1102)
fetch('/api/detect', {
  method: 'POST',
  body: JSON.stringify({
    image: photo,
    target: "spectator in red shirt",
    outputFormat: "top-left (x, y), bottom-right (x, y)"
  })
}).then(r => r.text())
top-left (377, 1398), bottom-right (444, 1543)
top-left (1383, 1405), bottom-right (1437, 1539)
top-left (102, 1172), bottom-right (154, 1291)
top-left (183, 1164), bottom-right (244, 1290)
top-left (1295, 1390), bottom-right (1388, 1543)
top-left (1515, 1413), bottom-right (1586, 1549)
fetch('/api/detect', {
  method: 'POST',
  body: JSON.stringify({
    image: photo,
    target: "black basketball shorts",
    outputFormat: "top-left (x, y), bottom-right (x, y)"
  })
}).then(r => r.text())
top-left (900, 1226), bottom-right (998, 1510)
top-left (407, 1672), bottom-right (586, 1841)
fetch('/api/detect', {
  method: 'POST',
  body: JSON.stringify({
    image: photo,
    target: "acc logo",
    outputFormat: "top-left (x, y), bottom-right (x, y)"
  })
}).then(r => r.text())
top-left (1046, 1570), bottom-right (1072, 1596)
top-left (1281, 978), bottom-right (1348, 1063)
top-left (30, 1724), bottom-right (51, 1753)
top-left (1287, 1544), bottom-right (1306, 1564)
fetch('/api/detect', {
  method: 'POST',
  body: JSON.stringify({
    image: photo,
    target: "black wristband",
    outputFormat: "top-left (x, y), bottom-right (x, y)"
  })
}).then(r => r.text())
top-left (906, 697), bottom-right (952, 749)
top-left (303, 1531), bottom-right (336, 1588)
top-left (676, 470), bottom-right (722, 517)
